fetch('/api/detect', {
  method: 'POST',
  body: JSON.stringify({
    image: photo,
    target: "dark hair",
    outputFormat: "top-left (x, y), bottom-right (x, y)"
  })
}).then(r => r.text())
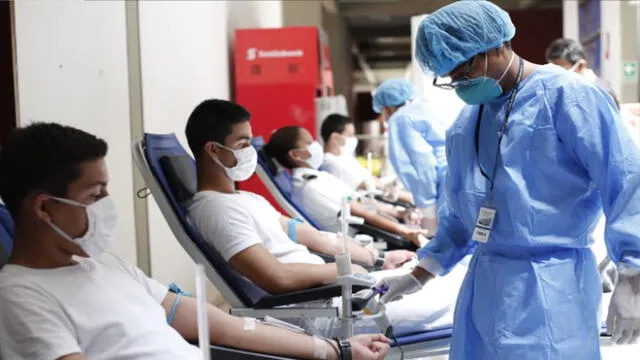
top-left (0, 123), bottom-right (108, 218)
top-left (545, 38), bottom-right (585, 64)
top-left (263, 126), bottom-right (302, 171)
top-left (320, 114), bottom-right (352, 143)
top-left (185, 99), bottom-right (251, 161)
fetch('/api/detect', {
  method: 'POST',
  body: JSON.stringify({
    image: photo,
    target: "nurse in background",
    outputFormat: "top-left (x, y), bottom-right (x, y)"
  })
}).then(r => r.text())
top-left (372, 79), bottom-right (457, 235)
top-left (320, 113), bottom-right (414, 205)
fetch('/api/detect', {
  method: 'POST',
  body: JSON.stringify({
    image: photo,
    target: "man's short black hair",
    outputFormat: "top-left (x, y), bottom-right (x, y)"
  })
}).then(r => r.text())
top-left (0, 123), bottom-right (108, 218)
top-left (545, 38), bottom-right (586, 64)
top-left (185, 99), bottom-right (251, 161)
top-left (320, 114), bottom-right (352, 143)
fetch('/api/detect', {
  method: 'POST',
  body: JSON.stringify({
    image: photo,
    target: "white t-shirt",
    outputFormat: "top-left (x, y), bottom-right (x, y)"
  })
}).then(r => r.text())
top-left (322, 153), bottom-right (372, 190)
top-left (291, 168), bottom-right (355, 232)
top-left (0, 252), bottom-right (199, 360)
top-left (187, 190), bottom-right (324, 265)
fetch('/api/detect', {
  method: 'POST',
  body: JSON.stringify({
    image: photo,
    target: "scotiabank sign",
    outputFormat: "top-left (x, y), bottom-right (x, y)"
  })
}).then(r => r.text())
top-left (235, 27), bottom-right (320, 85)
top-left (234, 26), bottom-right (333, 214)
top-left (246, 48), bottom-right (305, 61)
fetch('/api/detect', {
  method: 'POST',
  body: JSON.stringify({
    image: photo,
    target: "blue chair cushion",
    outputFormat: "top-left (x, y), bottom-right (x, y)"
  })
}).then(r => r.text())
top-left (0, 204), bottom-right (12, 267)
top-left (144, 133), bottom-right (266, 306)
top-left (252, 137), bottom-right (321, 229)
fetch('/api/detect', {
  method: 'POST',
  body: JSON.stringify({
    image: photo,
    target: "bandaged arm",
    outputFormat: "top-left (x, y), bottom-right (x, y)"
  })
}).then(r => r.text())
top-left (163, 292), bottom-right (343, 359)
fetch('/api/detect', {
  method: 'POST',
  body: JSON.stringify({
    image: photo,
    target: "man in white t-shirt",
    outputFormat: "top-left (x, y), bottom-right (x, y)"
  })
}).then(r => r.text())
top-left (320, 114), bottom-right (413, 205)
top-left (0, 122), bottom-right (390, 360)
top-left (185, 99), bottom-right (469, 337)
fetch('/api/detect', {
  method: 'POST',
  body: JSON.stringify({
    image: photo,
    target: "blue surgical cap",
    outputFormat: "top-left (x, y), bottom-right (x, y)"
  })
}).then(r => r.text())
top-left (416, 0), bottom-right (516, 77)
top-left (372, 78), bottom-right (416, 113)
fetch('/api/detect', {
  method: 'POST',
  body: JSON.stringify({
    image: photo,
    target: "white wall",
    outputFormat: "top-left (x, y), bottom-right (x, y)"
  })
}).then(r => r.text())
top-left (563, 0), bottom-right (579, 40)
top-left (601, 1), bottom-right (622, 98)
top-left (228, 0), bottom-right (282, 37)
top-left (13, 0), bottom-right (138, 264)
top-left (137, 0), bottom-right (231, 295)
top-left (138, 0), bottom-right (284, 297)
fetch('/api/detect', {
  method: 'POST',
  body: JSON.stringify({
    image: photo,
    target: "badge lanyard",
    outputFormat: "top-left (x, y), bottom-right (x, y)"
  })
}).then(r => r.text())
top-left (474, 57), bottom-right (525, 202)
top-left (471, 57), bottom-right (524, 243)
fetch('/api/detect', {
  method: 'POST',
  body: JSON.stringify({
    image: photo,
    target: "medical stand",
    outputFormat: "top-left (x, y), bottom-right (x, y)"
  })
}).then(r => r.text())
top-left (335, 195), bottom-right (377, 338)
top-left (196, 264), bottom-right (211, 360)
top-left (365, 153), bottom-right (376, 207)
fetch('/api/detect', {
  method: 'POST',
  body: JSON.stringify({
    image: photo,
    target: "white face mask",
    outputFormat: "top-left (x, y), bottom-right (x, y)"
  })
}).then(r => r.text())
top-left (47, 196), bottom-right (118, 258)
top-left (340, 136), bottom-right (358, 157)
top-left (301, 141), bottom-right (324, 169)
top-left (212, 143), bottom-right (258, 182)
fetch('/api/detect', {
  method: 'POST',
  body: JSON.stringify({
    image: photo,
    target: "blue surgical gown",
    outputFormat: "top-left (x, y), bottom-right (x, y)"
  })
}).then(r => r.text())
top-left (418, 65), bottom-right (640, 359)
top-left (387, 99), bottom-right (456, 210)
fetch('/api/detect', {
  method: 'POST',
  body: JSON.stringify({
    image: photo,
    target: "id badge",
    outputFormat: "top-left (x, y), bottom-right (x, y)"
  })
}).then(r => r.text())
top-left (472, 205), bottom-right (496, 243)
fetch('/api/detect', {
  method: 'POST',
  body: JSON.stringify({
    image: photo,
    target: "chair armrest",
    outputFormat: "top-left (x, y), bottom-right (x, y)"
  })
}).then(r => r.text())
top-left (311, 251), bottom-right (337, 264)
top-left (350, 224), bottom-right (417, 251)
top-left (209, 345), bottom-right (295, 359)
top-left (254, 283), bottom-right (370, 309)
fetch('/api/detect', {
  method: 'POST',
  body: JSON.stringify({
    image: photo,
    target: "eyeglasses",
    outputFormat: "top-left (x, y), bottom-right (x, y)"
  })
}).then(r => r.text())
top-left (432, 56), bottom-right (477, 90)
top-left (433, 76), bottom-right (472, 90)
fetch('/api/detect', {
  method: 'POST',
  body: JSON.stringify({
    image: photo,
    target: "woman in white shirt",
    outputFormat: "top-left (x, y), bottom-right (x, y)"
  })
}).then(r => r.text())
top-left (263, 126), bottom-right (429, 248)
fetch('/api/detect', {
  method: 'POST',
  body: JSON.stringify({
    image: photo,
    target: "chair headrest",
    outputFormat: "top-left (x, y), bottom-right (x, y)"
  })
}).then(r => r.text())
top-left (160, 155), bottom-right (197, 203)
top-left (0, 204), bottom-right (13, 268)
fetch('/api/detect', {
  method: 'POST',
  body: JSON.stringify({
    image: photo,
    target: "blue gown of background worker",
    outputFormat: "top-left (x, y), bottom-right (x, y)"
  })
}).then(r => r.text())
top-left (405, 1), bottom-right (640, 359)
top-left (372, 80), bottom-right (455, 213)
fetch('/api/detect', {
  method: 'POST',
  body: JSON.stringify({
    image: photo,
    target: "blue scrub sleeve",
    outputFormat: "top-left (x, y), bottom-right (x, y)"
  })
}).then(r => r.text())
top-left (417, 130), bottom-right (475, 276)
top-left (388, 115), bottom-right (438, 208)
top-left (556, 85), bottom-right (640, 269)
top-left (417, 197), bottom-right (476, 275)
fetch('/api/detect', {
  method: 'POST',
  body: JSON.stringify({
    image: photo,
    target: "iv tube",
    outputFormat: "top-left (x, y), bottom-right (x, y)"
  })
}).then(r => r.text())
top-left (341, 195), bottom-right (349, 254)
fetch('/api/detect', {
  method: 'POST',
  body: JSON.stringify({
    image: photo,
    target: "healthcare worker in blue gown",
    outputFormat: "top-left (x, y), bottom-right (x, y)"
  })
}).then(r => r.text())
top-left (372, 79), bottom-right (457, 235)
top-left (376, 1), bottom-right (640, 359)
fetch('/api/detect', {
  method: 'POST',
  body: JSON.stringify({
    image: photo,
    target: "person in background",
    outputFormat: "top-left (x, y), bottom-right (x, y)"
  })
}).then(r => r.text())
top-left (377, 1), bottom-right (640, 359)
top-left (320, 113), bottom-right (413, 205)
top-left (372, 78), bottom-right (458, 235)
top-left (0, 122), bottom-right (390, 360)
top-left (265, 126), bottom-right (429, 248)
top-left (546, 37), bottom-right (620, 108)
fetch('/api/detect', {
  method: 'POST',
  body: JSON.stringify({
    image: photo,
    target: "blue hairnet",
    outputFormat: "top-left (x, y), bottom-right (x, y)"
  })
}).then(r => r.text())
top-left (372, 78), bottom-right (416, 113)
top-left (416, 0), bottom-right (516, 77)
